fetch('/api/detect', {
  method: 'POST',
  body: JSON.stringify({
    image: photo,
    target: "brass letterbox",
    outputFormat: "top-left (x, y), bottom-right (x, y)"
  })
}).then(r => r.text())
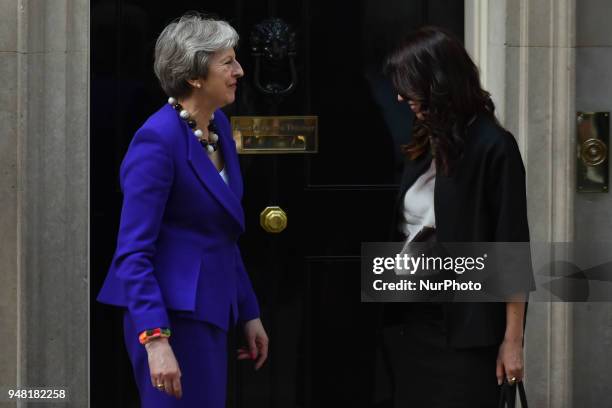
top-left (231, 116), bottom-right (318, 154)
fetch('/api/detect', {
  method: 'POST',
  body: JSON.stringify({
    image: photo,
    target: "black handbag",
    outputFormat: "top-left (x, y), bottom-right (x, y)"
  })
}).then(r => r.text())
top-left (498, 380), bottom-right (529, 408)
top-left (395, 226), bottom-right (456, 302)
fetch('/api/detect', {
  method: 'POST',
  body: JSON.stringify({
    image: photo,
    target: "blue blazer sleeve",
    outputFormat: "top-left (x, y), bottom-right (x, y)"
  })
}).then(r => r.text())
top-left (112, 127), bottom-right (173, 335)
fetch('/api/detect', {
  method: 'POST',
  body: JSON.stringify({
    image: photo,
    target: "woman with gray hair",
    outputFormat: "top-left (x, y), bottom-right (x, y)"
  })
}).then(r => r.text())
top-left (97, 13), bottom-right (268, 407)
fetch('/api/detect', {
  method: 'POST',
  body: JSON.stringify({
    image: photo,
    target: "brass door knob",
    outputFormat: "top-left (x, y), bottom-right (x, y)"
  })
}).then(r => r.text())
top-left (260, 206), bottom-right (287, 233)
top-left (581, 138), bottom-right (608, 166)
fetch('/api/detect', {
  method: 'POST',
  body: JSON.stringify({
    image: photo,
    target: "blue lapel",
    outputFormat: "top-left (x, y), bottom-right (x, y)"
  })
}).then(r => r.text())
top-left (184, 117), bottom-right (245, 230)
top-left (217, 114), bottom-right (244, 202)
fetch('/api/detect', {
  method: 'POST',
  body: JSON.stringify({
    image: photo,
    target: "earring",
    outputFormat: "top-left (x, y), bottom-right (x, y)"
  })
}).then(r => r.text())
top-left (196, 83), bottom-right (202, 88)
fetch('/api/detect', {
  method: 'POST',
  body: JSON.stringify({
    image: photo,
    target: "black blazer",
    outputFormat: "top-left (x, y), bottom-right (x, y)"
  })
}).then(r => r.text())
top-left (393, 114), bottom-right (532, 348)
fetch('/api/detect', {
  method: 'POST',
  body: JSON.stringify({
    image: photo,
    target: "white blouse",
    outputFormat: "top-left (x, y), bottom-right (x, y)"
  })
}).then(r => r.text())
top-left (399, 160), bottom-right (436, 240)
top-left (219, 167), bottom-right (229, 185)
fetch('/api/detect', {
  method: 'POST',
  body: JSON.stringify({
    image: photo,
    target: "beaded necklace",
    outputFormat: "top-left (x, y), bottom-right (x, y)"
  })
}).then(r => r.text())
top-left (168, 97), bottom-right (219, 154)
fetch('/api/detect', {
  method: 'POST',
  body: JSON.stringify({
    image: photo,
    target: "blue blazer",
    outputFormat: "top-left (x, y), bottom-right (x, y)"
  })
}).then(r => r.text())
top-left (97, 104), bottom-right (259, 336)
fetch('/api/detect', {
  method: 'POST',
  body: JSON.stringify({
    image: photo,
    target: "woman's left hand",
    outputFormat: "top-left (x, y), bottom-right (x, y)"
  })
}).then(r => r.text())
top-left (237, 318), bottom-right (269, 370)
top-left (496, 337), bottom-right (524, 385)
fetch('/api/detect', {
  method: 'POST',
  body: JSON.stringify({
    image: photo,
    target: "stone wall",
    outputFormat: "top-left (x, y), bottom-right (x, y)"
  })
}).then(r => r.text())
top-left (466, 0), bottom-right (576, 406)
top-left (0, 0), bottom-right (89, 406)
top-left (573, 0), bottom-right (612, 406)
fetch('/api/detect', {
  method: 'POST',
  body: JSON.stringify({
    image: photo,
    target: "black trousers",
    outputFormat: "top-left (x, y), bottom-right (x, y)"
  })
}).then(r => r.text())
top-left (382, 303), bottom-right (501, 408)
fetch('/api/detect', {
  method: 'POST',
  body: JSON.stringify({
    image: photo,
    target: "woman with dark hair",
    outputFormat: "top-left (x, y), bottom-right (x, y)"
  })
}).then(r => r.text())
top-left (382, 26), bottom-right (533, 407)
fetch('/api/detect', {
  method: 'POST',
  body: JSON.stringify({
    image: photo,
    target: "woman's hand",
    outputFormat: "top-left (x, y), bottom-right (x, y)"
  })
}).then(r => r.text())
top-left (496, 337), bottom-right (524, 386)
top-left (237, 318), bottom-right (269, 370)
top-left (145, 338), bottom-right (182, 399)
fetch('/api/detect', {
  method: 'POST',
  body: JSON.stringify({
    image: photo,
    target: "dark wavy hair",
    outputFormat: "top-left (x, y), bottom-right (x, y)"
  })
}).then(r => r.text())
top-left (384, 26), bottom-right (496, 175)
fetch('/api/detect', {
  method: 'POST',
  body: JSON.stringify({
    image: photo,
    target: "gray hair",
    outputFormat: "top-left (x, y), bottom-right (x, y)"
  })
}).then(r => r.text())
top-left (154, 13), bottom-right (239, 98)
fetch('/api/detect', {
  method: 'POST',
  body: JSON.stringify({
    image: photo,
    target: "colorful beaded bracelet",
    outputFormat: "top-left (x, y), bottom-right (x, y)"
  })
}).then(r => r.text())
top-left (139, 328), bottom-right (172, 345)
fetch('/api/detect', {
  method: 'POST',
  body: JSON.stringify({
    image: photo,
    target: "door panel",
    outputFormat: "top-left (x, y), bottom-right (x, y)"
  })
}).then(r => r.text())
top-left (91, 1), bottom-right (463, 407)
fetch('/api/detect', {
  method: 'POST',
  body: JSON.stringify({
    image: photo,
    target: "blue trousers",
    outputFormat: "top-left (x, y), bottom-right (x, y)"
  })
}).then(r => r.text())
top-left (123, 311), bottom-right (228, 407)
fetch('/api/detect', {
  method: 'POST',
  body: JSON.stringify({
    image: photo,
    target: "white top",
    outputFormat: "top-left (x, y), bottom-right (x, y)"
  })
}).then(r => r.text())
top-left (219, 167), bottom-right (229, 185)
top-left (399, 160), bottom-right (436, 240)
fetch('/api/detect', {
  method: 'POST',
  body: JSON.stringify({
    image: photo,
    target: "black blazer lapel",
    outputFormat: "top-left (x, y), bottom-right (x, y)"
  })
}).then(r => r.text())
top-left (398, 150), bottom-right (433, 197)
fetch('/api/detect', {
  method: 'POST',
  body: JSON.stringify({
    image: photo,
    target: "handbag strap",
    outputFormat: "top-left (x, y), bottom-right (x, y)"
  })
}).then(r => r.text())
top-left (498, 381), bottom-right (528, 408)
top-left (518, 382), bottom-right (528, 407)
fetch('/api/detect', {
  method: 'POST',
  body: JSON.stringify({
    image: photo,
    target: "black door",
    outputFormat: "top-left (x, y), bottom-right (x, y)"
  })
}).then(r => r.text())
top-left (91, 1), bottom-right (463, 407)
